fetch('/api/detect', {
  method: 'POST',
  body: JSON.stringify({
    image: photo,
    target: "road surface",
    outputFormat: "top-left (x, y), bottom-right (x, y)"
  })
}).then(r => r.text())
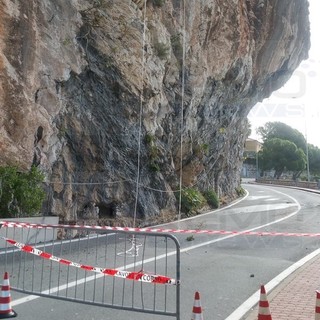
top-left (4, 184), bottom-right (320, 319)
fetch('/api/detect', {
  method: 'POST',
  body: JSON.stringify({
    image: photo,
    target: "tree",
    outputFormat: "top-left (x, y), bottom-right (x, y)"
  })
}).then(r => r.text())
top-left (308, 144), bottom-right (320, 176)
top-left (257, 122), bottom-right (306, 151)
top-left (0, 166), bottom-right (45, 218)
top-left (260, 138), bottom-right (306, 179)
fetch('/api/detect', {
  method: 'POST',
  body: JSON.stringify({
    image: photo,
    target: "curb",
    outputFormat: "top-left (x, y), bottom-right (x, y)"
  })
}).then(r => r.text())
top-left (241, 250), bottom-right (320, 319)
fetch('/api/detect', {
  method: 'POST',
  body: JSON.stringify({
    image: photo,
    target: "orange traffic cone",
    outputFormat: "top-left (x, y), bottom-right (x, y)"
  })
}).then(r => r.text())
top-left (315, 290), bottom-right (320, 320)
top-left (191, 291), bottom-right (203, 320)
top-left (0, 272), bottom-right (17, 318)
top-left (258, 285), bottom-right (272, 320)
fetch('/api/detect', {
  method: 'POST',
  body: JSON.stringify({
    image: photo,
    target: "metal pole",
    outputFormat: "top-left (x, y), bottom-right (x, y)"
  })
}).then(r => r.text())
top-left (305, 117), bottom-right (310, 182)
top-left (256, 151), bottom-right (259, 180)
top-left (306, 137), bottom-right (310, 182)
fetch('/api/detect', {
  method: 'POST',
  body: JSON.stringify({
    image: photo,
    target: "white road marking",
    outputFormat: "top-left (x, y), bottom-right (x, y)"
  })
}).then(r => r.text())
top-left (226, 203), bottom-right (297, 214)
top-left (247, 195), bottom-right (271, 200)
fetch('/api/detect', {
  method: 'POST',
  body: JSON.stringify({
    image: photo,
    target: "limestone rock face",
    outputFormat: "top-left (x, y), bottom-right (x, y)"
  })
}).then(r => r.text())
top-left (0, 0), bottom-right (310, 223)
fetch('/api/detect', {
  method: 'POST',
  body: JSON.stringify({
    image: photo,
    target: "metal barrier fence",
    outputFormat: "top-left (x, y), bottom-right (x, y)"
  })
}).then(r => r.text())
top-left (0, 221), bottom-right (180, 319)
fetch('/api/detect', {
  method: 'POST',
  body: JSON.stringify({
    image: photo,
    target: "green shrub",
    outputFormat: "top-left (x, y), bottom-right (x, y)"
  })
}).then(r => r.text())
top-left (154, 41), bottom-right (169, 60)
top-left (149, 161), bottom-right (160, 172)
top-left (152, 0), bottom-right (165, 7)
top-left (145, 133), bottom-right (160, 172)
top-left (201, 143), bottom-right (209, 153)
top-left (149, 145), bottom-right (159, 159)
top-left (0, 165), bottom-right (45, 218)
top-left (58, 126), bottom-right (67, 139)
top-left (193, 143), bottom-right (209, 157)
top-left (179, 188), bottom-right (206, 216)
top-left (145, 133), bottom-right (154, 144)
top-left (235, 186), bottom-right (246, 197)
top-left (203, 190), bottom-right (219, 209)
top-left (62, 38), bottom-right (72, 46)
top-left (170, 33), bottom-right (183, 58)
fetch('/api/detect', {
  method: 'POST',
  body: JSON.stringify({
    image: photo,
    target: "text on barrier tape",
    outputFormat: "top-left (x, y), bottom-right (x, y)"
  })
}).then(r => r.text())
top-left (1, 220), bottom-right (320, 238)
top-left (0, 236), bottom-right (178, 285)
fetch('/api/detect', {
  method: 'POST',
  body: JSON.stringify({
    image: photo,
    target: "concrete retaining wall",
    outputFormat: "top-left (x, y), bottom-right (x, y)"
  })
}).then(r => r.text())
top-left (256, 178), bottom-right (319, 190)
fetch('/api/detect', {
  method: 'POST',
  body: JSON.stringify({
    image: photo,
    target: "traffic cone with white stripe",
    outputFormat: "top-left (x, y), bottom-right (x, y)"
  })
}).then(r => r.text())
top-left (191, 291), bottom-right (203, 320)
top-left (258, 285), bottom-right (272, 320)
top-left (315, 290), bottom-right (320, 319)
top-left (0, 272), bottom-right (17, 318)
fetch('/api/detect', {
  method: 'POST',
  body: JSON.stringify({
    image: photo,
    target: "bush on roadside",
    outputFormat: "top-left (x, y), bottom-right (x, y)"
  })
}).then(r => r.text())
top-left (0, 165), bottom-right (45, 218)
top-left (235, 186), bottom-right (246, 197)
top-left (179, 188), bottom-right (206, 216)
top-left (203, 190), bottom-right (219, 209)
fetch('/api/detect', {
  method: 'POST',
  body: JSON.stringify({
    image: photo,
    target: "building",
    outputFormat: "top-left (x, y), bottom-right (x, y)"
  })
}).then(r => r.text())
top-left (241, 138), bottom-right (262, 178)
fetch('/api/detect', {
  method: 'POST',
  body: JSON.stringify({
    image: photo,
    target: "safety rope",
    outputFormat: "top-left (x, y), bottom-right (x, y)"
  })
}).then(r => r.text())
top-left (178, 0), bottom-right (186, 223)
top-left (1, 235), bottom-right (177, 285)
top-left (4, 221), bottom-right (320, 239)
top-left (133, 0), bottom-right (148, 228)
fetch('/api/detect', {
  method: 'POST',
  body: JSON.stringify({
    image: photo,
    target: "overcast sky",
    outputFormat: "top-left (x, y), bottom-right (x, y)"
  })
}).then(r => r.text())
top-left (248, 0), bottom-right (320, 147)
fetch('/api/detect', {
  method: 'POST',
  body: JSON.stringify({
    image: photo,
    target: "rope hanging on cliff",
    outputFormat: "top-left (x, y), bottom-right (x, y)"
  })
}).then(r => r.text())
top-left (133, 0), bottom-right (148, 228)
top-left (177, 0), bottom-right (186, 223)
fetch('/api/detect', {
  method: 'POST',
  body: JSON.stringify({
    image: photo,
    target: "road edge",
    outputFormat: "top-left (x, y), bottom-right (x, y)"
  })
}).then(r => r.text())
top-left (225, 248), bottom-right (320, 320)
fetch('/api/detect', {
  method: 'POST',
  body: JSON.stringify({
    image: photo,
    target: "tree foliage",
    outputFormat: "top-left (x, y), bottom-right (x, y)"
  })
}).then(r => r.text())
top-left (308, 144), bottom-right (320, 175)
top-left (0, 166), bottom-right (45, 218)
top-left (257, 121), bottom-right (320, 178)
top-left (257, 122), bottom-right (306, 151)
top-left (259, 138), bottom-right (306, 179)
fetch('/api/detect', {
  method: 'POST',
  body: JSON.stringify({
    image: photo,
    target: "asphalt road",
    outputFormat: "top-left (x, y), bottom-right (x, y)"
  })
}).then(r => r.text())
top-left (5, 184), bottom-right (320, 320)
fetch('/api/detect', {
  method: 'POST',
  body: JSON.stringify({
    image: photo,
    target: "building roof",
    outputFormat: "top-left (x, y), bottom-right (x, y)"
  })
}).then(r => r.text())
top-left (245, 138), bottom-right (262, 152)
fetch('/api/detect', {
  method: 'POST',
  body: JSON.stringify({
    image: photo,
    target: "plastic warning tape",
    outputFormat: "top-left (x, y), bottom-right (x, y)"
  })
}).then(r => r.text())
top-left (1, 220), bottom-right (320, 238)
top-left (0, 236), bottom-right (177, 285)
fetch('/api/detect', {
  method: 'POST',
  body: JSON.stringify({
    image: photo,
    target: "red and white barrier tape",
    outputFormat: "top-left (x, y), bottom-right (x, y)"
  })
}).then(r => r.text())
top-left (1, 220), bottom-right (320, 238)
top-left (0, 236), bottom-right (177, 285)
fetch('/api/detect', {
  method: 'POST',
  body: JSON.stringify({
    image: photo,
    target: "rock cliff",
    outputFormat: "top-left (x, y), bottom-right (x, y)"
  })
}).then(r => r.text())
top-left (0, 0), bottom-right (310, 224)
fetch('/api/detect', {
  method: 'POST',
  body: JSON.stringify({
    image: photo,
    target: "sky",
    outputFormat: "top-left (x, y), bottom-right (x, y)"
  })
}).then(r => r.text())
top-left (248, 0), bottom-right (320, 147)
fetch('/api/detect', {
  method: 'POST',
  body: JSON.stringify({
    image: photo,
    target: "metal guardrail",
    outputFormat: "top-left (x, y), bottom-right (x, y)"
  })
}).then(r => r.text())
top-left (256, 178), bottom-right (320, 190)
top-left (0, 222), bottom-right (180, 319)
